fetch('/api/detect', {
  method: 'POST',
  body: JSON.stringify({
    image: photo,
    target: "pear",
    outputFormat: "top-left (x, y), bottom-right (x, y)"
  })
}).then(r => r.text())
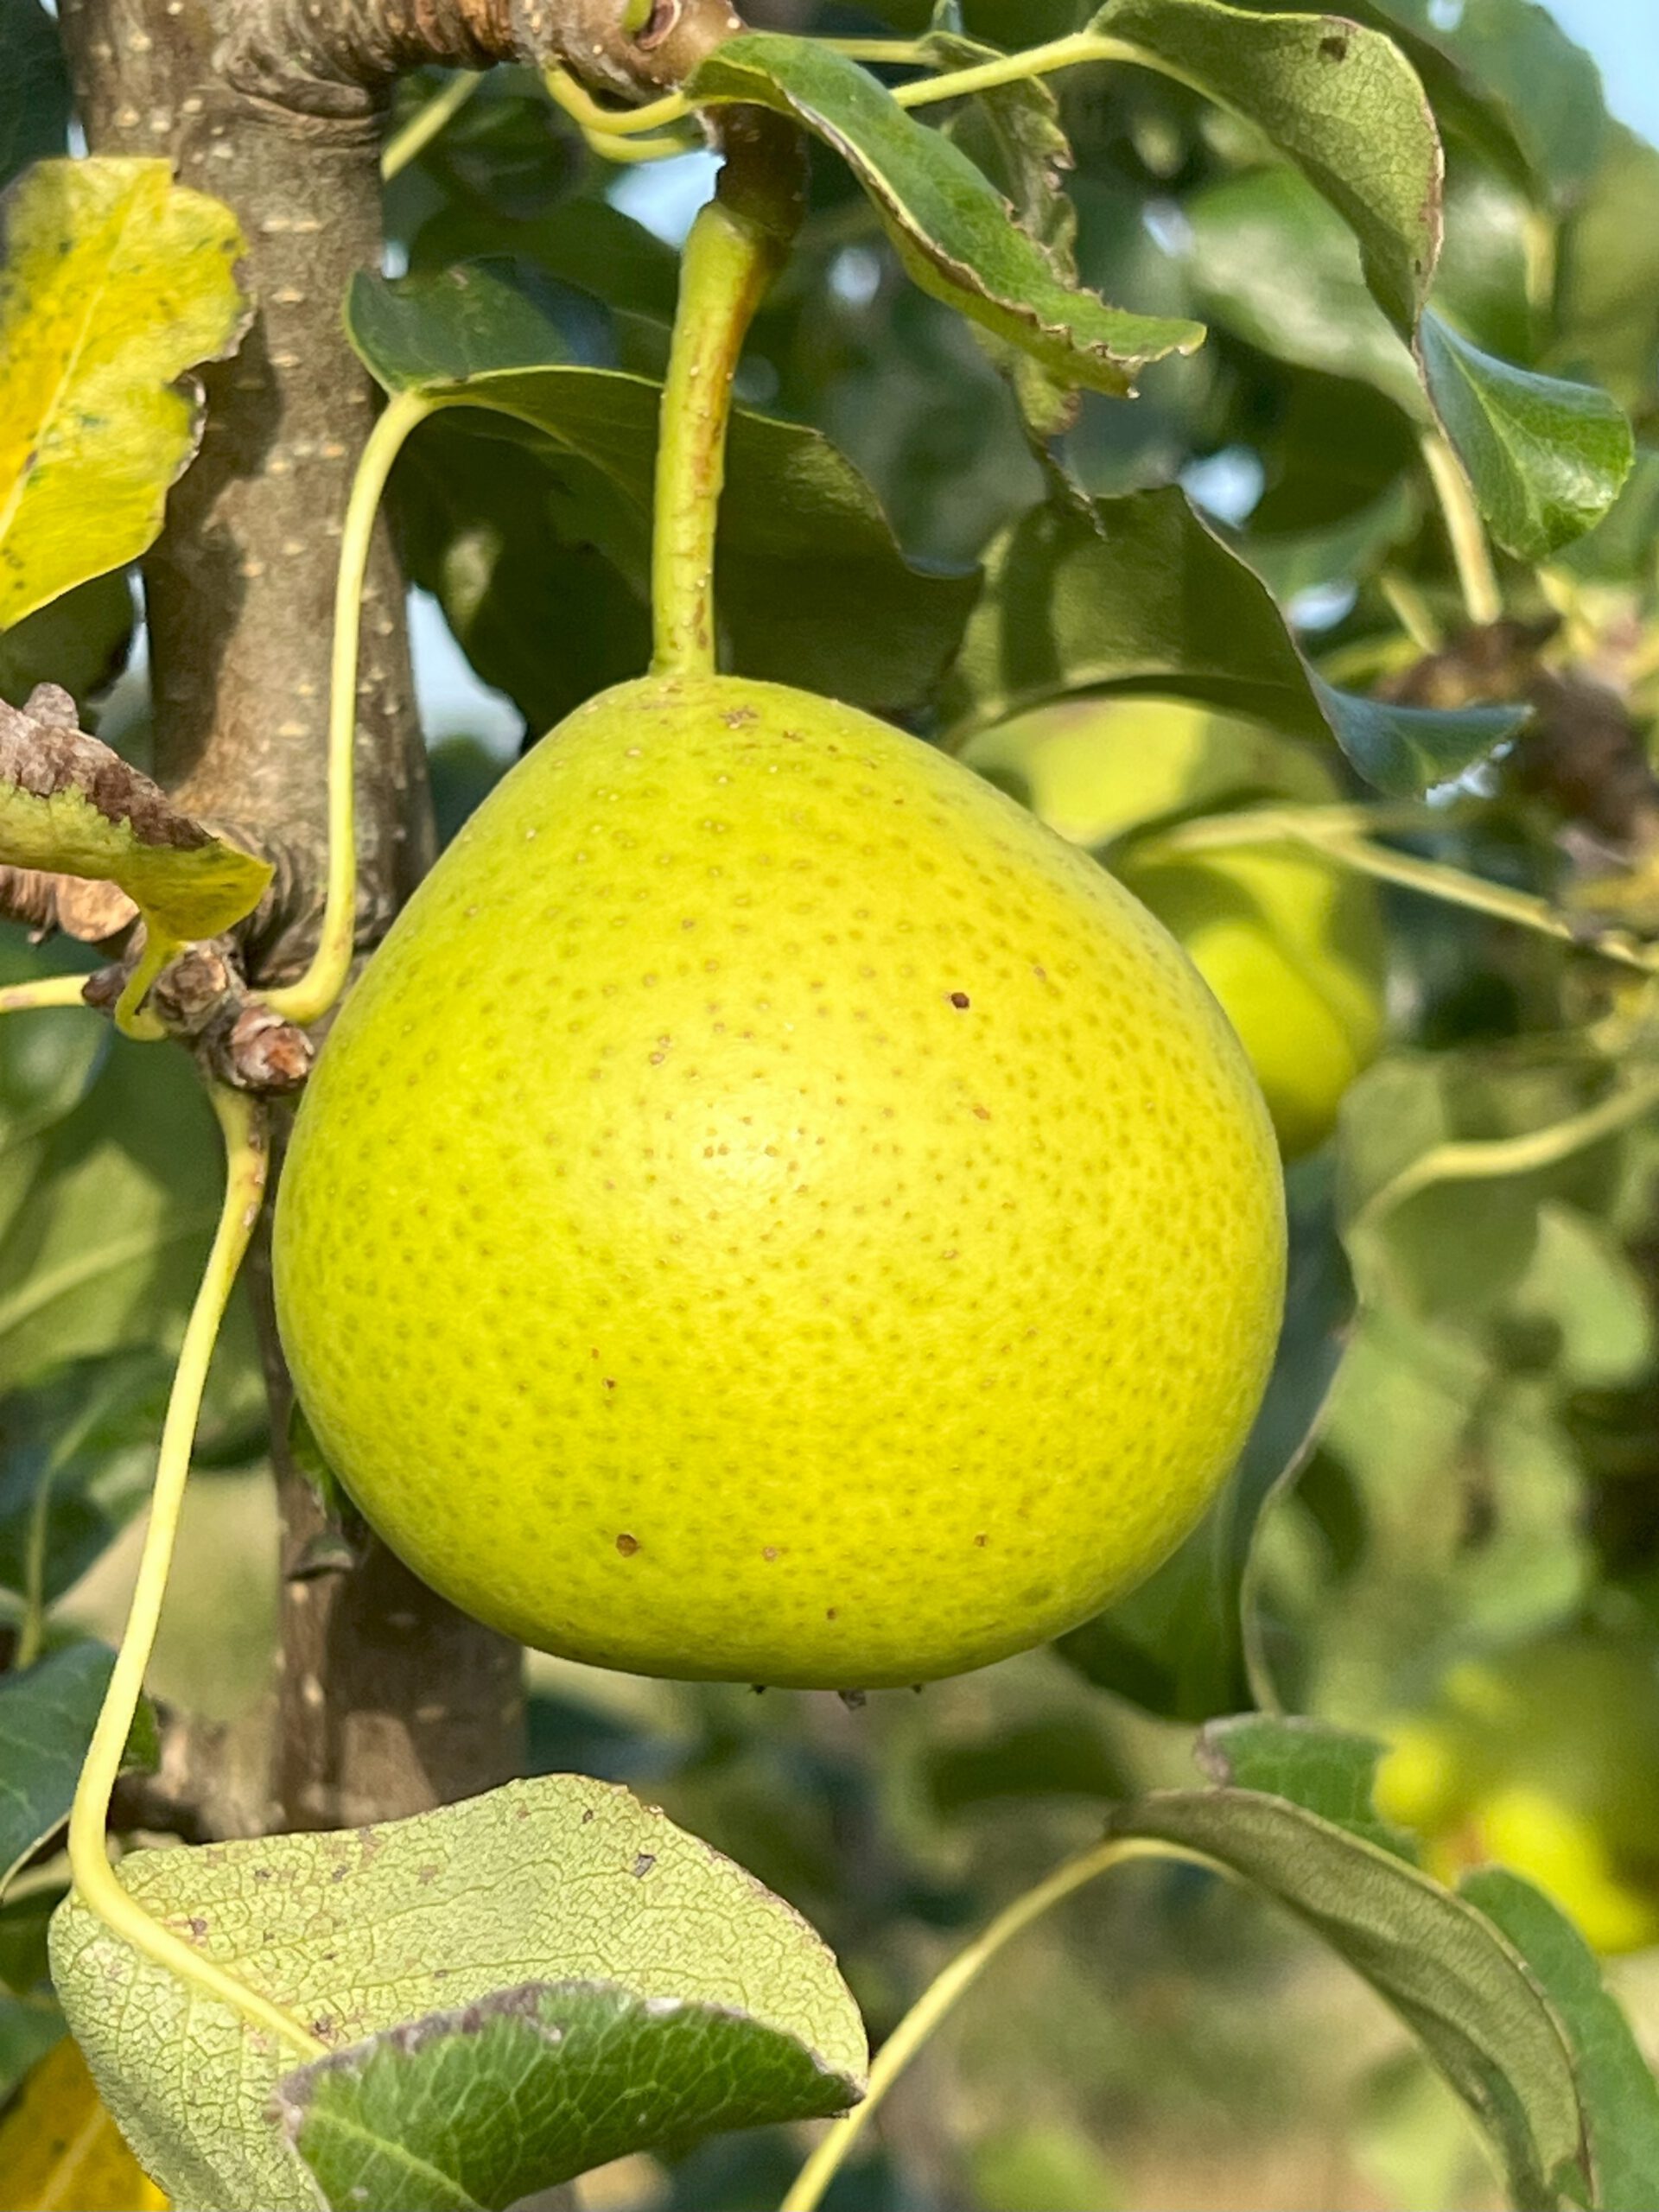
top-left (273, 673), bottom-right (1286, 1688)
top-left (963, 698), bottom-right (1386, 1157)
top-left (1376, 1634), bottom-right (1659, 1954)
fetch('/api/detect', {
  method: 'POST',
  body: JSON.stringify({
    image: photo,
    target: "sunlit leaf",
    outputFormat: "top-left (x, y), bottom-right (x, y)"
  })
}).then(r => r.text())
top-left (278, 1982), bottom-right (858, 2212)
top-left (52, 1776), bottom-right (867, 2211)
top-left (0, 687), bottom-right (272, 977)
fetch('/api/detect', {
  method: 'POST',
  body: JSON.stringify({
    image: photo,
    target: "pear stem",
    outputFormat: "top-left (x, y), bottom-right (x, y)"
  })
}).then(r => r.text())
top-left (651, 115), bottom-right (804, 681)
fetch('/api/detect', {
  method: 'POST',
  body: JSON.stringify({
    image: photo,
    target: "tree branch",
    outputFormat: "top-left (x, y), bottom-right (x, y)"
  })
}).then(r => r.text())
top-left (220, 0), bottom-right (745, 114)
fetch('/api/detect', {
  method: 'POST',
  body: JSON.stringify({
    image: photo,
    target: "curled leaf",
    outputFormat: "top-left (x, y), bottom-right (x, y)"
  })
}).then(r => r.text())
top-left (0, 684), bottom-right (271, 1028)
top-left (689, 35), bottom-right (1205, 395)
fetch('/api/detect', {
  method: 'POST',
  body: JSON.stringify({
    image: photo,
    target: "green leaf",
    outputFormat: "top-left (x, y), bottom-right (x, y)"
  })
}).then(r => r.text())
top-left (1091, 0), bottom-right (1440, 333)
top-left (1112, 1782), bottom-right (1587, 2209)
top-left (0, 1352), bottom-right (170, 1606)
top-left (0, 1999), bottom-right (62, 2107)
top-left (0, 157), bottom-right (250, 626)
top-left (1463, 1868), bottom-right (1659, 2212)
top-left (941, 488), bottom-right (1523, 793)
top-left (0, 0), bottom-right (71, 196)
top-left (0, 572), bottom-right (134, 711)
top-left (353, 265), bottom-right (976, 717)
top-left (0, 1643), bottom-right (156, 1895)
top-left (1419, 312), bottom-right (1636, 561)
top-left (1184, 168), bottom-right (1426, 417)
top-left (52, 1775), bottom-right (868, 2212)
top-left (1355, 0), bottom-right (1605, 207)
top-left (278, 1980), bottom-right (860, 2212)
top-left (688, 35), bottom-right (1205, 396)
top-left (1557, 448), bottom-right (1659, 587)
top-left (1195, 1713), bottom-right (1416, 1859)
top-left (1061, 1169), bottom-right (1354, 1719)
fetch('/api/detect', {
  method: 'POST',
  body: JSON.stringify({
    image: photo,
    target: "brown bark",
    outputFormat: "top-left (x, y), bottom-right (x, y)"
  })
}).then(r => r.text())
top-left (57, 0), bottom-right (532, 1831)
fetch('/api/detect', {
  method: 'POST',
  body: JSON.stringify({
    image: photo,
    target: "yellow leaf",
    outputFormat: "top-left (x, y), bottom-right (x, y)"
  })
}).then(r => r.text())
top-left (0, 2037), bottom-right (168, 2211)
top-left (0, 156), bottom-right (248, 626)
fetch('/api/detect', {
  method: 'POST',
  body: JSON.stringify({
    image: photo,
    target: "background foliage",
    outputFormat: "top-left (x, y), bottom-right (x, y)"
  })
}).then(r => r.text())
top-left (4, 0), bottom-right (1659, 2202)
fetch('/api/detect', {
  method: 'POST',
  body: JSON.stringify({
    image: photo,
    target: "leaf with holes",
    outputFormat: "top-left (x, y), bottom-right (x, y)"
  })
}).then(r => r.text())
top-left (0, 156), bottom-right (249, 626)
top-left (50, 1775), bottom-right (867, 2212)
top-left (1090, 0), bottom-right (1441, 332)
top-left (688, 35), bottom-right (1204, 395)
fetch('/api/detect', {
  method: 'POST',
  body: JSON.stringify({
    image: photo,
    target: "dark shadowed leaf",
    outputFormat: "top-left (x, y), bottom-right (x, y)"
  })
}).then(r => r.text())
top-left (0, 1351), bottom-right (170, 1607)
top-left (942, 488), bottom-right (1523, 792)
top-left (1463, 1868), bottom-right (1659, 2212)
top-left (0, 0), bottom-right (70, 196)
top-left (1184, 168), bottom-right (1427, 416)
top-left (1419, 312), bottom-right (1635, 560)
top-left (278, 1980), bottom-right (860, 2212)
top-left (689, 35), bottom-right (1205, 395)
top-left (0, 1643), bottom-right (156, 1894)
top-left (1092, 0), bottom-right (1441, 332)
top-left (0, 573), bottom-right (135, 714)
top-left (351, 267), bottom-right (976, 717)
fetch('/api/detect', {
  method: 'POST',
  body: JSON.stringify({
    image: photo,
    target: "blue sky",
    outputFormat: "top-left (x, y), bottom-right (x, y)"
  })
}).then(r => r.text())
top-left (1548, 0), bottom-right (1659, 144)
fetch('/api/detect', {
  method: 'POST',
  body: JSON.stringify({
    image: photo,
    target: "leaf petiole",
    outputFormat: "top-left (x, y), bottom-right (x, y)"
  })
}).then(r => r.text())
top-left (263, 387), bottom-right (435, 1029)
top-left (380, 72), bottom-right (483, 183)
top-left (1420, 430), bottom-right (1503, 629)
top-left (1143, 804), bottom-right (1659, 975)
top-left (65, 1087), bottom-right (322, 2061)
top-left (0, 974), bottom-right (92, 1015)
top-left (781, 1836), bottom-right (1181, 2212)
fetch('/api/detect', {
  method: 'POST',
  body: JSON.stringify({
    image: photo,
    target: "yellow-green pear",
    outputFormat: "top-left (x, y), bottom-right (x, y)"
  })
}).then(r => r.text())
top-left (274, 675), bottom-right (1286, 1688)
top-left (1376, 1634), bottom-right (1659, 1954)
top-left (962, 698), bottom-right (1387, 1157)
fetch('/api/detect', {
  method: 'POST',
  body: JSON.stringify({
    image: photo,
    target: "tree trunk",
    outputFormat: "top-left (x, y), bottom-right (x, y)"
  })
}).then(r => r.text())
top-left (57, 0), bottom-right (526, 1832)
